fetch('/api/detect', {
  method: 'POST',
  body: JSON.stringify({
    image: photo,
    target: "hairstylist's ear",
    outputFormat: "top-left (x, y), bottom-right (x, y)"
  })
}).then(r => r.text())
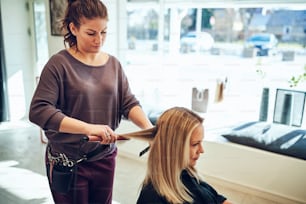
top-left (69, 22), bottom-right (77, 36)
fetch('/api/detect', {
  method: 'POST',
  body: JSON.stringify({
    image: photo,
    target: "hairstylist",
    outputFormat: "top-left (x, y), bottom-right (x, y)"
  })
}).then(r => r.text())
top-left (29, 0), bottom-right (152, 203)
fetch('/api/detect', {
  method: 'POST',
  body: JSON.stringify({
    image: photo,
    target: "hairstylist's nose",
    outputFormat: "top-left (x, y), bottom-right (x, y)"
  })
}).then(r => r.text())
top-left (94, 34), bottom-right (102, 44)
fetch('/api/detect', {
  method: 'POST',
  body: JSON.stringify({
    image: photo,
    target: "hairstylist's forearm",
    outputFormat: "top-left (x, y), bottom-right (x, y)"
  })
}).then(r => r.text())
top-left (128, 106), bottom-right (153, 129)
top-left (59, 116), bottom-right (91, 135)
top-left (59, 117), bottom-right (117, 143)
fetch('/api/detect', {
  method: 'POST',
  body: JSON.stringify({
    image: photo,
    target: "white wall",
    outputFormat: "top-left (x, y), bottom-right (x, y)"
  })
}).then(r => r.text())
top-left (1, 0), bottom-right (36, 120)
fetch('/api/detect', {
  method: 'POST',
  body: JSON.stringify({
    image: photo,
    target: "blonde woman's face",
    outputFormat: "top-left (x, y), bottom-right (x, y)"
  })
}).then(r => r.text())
top-left (189, 124), bottom-right (204, 167)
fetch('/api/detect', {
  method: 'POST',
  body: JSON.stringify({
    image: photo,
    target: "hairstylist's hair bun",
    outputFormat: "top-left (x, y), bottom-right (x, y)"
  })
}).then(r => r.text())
top-left (67, 0), bottom-right (76, 4)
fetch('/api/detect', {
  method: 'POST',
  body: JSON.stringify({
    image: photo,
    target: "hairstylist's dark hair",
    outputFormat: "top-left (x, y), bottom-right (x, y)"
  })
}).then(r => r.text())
top-left (62, 0), bottom-right (108, 48)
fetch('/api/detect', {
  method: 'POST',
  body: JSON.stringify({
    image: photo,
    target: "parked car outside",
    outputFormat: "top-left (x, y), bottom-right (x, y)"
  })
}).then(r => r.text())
top-left (245, 33), bottom-right (278, 56)
top-left (180, 31), bottom-right (214, 53)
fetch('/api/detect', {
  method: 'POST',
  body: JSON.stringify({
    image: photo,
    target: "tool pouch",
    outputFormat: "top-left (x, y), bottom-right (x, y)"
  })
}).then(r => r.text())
top-left (46, 162), bottom-right (75, 194)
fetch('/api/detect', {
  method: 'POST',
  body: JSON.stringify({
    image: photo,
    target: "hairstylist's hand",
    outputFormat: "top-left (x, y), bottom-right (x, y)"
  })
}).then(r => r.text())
top-left (87, 124), bottom-right (117, 144)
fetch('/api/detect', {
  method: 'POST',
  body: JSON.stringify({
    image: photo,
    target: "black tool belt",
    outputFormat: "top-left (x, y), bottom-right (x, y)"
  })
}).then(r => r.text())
top-left (46, 146), bottom-right (86, 194)
top-left (47, 146), bottom-right (87, 167)
top-left (46, 142), bottom-right (107, 194)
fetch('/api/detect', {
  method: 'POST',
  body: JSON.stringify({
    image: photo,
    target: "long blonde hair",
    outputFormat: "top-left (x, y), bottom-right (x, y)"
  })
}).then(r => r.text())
top-left (122, 107), bottom-right (204, 203)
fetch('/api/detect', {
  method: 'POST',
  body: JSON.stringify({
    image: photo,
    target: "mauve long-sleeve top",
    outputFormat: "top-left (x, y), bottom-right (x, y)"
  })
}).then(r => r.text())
top-left (29, 49), bottom-right (140, 160)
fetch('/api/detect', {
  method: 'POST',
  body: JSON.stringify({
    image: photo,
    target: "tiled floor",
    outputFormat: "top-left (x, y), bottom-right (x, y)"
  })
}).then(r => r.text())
top-left (0, 120), bottom-right (146, 204)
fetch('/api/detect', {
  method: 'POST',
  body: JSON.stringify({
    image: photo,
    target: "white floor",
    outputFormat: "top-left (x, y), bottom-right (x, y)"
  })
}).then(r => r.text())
top-left (0, 120), bottom-right (140, 204)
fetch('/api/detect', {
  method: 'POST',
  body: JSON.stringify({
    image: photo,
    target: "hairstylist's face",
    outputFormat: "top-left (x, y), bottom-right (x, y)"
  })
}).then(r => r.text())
top-left (70, 17), bottom-right (108, 53)
top-left (189, 124), bottom-right (204, 167)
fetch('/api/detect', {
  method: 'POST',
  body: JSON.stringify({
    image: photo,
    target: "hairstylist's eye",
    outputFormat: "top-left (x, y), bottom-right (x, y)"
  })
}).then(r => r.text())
top-left (87, 32), bottom-right (95, 36)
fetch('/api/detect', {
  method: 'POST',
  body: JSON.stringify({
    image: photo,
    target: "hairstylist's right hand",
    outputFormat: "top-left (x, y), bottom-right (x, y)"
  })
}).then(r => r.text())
top-left (87, 124), bottom-right (117, 144)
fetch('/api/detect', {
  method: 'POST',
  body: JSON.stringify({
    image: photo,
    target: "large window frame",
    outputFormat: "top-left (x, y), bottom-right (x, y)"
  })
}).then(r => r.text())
top-left (125, 1), bottom-right (306, 128)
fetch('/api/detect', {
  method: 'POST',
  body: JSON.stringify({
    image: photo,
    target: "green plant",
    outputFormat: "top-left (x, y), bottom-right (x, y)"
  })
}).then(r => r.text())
top-left (289, 65), bottom-right (306, 87)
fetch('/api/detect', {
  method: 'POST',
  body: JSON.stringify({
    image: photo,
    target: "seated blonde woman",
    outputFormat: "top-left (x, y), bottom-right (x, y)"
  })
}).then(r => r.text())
top-left (121, 107), bottom-right (232, 204)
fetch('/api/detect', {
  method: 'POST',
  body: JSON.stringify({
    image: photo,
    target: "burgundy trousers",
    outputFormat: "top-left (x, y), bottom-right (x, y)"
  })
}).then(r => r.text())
top-left (47, 149), bottom-right (117, 204)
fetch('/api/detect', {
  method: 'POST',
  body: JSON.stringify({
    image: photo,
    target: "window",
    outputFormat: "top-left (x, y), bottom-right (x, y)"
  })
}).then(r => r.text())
top-left (33, 0), bottom-right (49, 74)
top-left (125, 2), bottom-right (306, 128)
top-left (273, 89), bottom-right (306, 127)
